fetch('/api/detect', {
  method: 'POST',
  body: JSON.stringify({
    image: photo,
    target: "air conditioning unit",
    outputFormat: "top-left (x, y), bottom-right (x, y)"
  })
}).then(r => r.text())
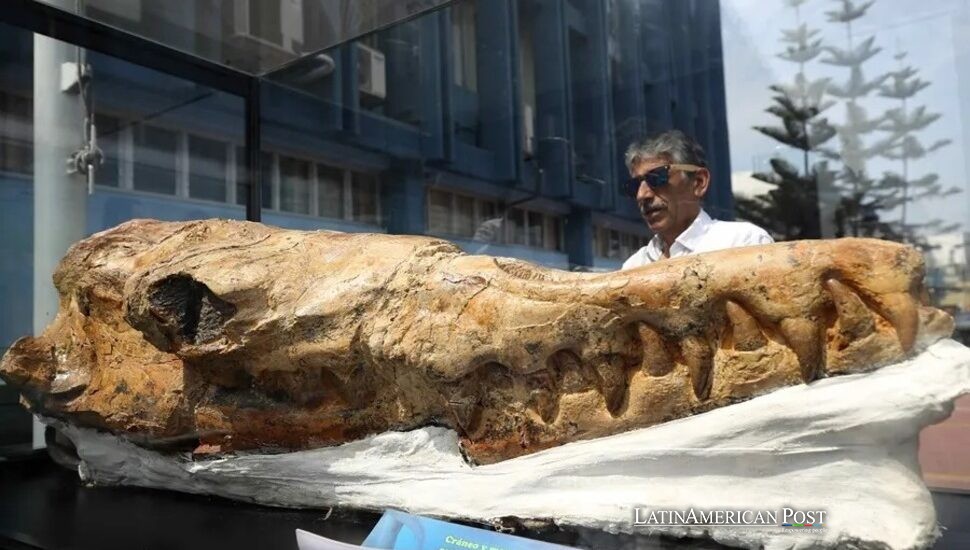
top-left (357, 43), bottom-right (387, 100)
top-left (232, 0), bottom-right (304, 59)
top-left (522, 103), bottom-right (536, 156)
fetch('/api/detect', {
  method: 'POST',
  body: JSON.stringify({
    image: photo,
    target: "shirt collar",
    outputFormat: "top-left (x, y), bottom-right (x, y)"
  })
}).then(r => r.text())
top-left (644, 209), bottom-right (713, 260)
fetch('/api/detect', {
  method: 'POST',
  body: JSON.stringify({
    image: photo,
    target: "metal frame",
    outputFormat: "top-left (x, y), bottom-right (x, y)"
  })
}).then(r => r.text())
top-left (0, 0), bottom-right (264, 221)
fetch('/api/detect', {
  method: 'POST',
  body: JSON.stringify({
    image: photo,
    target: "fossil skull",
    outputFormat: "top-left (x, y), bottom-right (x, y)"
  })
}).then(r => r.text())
top-left (0, 219), bottom-right (953, 463)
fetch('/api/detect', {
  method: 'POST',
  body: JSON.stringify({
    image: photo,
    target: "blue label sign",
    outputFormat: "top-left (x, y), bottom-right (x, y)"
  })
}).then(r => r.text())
top-left (362, 510), bottom-right (575, 550)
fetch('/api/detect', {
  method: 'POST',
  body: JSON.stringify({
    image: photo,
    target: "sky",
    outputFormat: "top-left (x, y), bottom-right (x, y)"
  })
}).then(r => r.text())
top-left (720, 0), bottom-right (970, 237)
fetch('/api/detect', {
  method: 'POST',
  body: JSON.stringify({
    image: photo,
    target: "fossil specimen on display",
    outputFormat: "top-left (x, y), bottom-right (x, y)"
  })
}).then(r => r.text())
top-left (0, 219), bottom-right (954, 464)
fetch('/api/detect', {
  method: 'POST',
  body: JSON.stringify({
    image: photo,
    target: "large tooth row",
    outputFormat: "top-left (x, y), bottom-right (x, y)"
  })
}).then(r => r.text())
top-left (449, 278), bottom-right (923, 431)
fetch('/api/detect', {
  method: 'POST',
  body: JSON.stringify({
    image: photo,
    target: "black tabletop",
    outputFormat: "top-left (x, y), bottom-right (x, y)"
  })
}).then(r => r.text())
top-left (0, 453), bottom-right (379, 550)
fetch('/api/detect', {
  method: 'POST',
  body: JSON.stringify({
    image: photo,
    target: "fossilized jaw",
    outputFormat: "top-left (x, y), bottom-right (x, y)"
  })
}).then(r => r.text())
top-left (364, 237), bottom-right (954, 462)
top-left (0, 219), bottom-right (955, 465)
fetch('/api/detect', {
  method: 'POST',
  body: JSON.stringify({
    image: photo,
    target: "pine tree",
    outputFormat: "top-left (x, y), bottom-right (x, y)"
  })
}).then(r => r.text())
top-left (736, 0), bottom-right (837, 240)
top-left (819, 0), bottom-right (898, 238)
top-left (876, 51), bottom-right (961, 249)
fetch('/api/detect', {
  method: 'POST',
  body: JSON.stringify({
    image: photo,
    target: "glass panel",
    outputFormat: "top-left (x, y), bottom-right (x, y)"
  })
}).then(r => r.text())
top-left (473, 200), bottom-right (500, 243)
top-left (4, 0), bottom-right (968, 519)
top-left (188, 135), bottom-right (227, 201)
top-left (94, 114), bottom-right (120, 187)
top-left (234, 146), bottom-right (246, 206)
top-left (507, 208), bottom-right (526, 245)
top-left (38, 0), bottom-right (458, 75)
top-left (428, 188), bottom-right (451, 233)
top-left (351, 171), bottom-right (379, 224)
top-left (132, 124), bottom-right (177, 195)
top-left (261, 152), bottom-right (274, 209)
top-left (544, 216), bottom-right (560, 251)
top-left (0, 92), bottom-right (32, 175)
top-left (279, 156), bottom-right (310, 214)
top-left (357, 22), bottom-right (424, 126)
top-left (0, 21), bottom-right (245, 456)
top-left (451, 1), bottom-right (478, 91)
top-left (317, 164), bottom-right (344, 219)
top-left (608, 229), bottom-right (620, 260)
top-left (527, 211), bottom-right (544, 248)
top-left (455, 194), bottom-right (475, 237)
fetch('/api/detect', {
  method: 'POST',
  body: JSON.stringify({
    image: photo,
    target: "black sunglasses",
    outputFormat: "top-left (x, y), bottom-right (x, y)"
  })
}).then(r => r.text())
top-left (623, 164), bottom-right (704, 197)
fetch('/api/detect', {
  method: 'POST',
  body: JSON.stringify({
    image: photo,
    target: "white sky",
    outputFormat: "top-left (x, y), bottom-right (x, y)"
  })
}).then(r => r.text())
top-left (720, 0), bottom-right (970, 233)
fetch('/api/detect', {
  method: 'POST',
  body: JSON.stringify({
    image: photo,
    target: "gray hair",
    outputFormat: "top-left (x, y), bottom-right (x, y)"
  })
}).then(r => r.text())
top-left (624, 129), bottom-right (708, 171)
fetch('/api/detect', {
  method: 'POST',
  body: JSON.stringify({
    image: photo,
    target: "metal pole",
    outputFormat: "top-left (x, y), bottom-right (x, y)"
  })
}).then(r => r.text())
top-left (32, 10), bottom-right (87, 448)
top-left (245, 77), bottom-right (261, 222)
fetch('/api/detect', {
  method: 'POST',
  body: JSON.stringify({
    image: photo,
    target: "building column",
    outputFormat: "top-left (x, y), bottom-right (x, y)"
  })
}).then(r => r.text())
top-left (33, 14), bottom-right (88, 448)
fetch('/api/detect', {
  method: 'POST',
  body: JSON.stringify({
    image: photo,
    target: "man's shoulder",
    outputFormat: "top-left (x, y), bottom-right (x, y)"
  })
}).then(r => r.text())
top-left (621, 245), bottom-right (653, 270)
top-left (707, 218), bottom-right (774, 244)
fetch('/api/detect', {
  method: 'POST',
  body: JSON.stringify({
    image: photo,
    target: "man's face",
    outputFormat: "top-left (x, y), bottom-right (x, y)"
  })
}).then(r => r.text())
top-left (631, 158), bottom-right (709, 236)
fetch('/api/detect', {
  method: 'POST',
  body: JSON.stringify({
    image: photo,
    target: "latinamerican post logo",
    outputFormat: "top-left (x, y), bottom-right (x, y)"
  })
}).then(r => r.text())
top-left (633, 508), bottom-right (826, 530)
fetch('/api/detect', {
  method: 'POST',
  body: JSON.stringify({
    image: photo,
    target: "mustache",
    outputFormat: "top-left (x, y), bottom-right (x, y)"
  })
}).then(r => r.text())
top-left (638, 201), bottom-right (666, 215)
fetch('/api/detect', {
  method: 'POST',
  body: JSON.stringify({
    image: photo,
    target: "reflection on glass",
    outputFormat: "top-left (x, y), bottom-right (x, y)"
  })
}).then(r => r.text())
top-left (94, 114), bottom-right (120, 187)
top-left (132, 124), bottom-right (177, 195)
top-left (527, 211), bottom-right (544, 249)
top-left (0, 92), bottom-right (32, 175)
top-left (280, 156), bottom-right (311, 214)
top-left (473, 200), bottom-right (500, 243)
top-left (507, 208), bottom-right (526, 246)
top-left (451, 1), bottom-right (477, 91)
top-left (188, 135), bottom-right (227, 202)
top-left (261, 152), bottom-right (274, 209)
top-left (455, 195), bottom-right (475, 237)
top-left (428, 188), bottom-right (450, 233)
top-left (39, 0), bottom-right (456, 75)
top-left (543, 216), bottom-right (561, 251)
top-left (0, 20), bottom-right (251, 456)
top-left (317, 164), bottom-right (344, 219)
top-left (352, 172), bottom-right (379, 224)
top-left (357, 22), bottom-right (423, 126)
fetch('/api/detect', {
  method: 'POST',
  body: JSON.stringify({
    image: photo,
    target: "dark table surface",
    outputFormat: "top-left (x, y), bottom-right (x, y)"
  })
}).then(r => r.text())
top-left (1, 452), bottom-right (969, 550)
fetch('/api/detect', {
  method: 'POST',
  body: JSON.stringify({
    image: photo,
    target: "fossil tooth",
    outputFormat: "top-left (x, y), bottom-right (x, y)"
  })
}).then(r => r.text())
top-left (526, 371), bottom-right (559, 424)
top-left (450, 397), bottom-right (484, 435)
top-left (636, 322), bottom-right (674, 376)
top-left (917, 306), bottom-right (955, 348)
top-left (779, 318), bottom-right (823, 382)
top-left (548, 350), bottom-right (594, 394)
top-left (724, 300), bottom-right (767, 351)
top-left (680, 335), bottom-right (714, 400)
top-left (593, 356), bottom-right (628, 416)
top-left (49, 368), bottom-right (90, 397)
top-left (825, 279), bottom-right (875, 341)
top-left (878, 292), bottom-right (918, 353)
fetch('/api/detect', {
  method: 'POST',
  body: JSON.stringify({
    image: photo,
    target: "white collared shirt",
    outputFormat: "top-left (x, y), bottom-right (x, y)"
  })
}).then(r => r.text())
top-left (621, 209), bottom-right (774, 270)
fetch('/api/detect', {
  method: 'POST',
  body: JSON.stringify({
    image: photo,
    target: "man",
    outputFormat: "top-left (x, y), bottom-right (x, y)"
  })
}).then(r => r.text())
top-left (621, 130), bottom-right (773, 270)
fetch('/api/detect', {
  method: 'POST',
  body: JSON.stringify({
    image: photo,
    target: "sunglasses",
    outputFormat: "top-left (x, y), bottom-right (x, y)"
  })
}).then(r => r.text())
top-left (623, 164), bottom-right (704, 197)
